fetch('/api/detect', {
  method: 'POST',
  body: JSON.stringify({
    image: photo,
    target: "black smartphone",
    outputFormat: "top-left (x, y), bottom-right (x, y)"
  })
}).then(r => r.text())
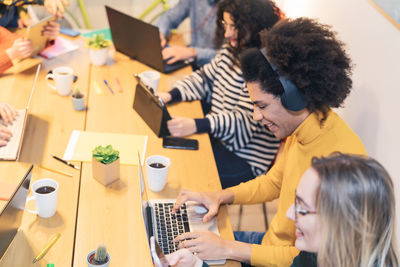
top-left (60, 27), bottom-right (80, 37)
top-left (163, 136), bottom-right (199, 150)
top-left (150, 236), bottom-right (170, 267)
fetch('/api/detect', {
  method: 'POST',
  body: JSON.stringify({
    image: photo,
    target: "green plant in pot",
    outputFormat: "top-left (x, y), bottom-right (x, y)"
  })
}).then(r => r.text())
top-left (71, 88), bottom-right (86, 111)
top-left (87, 34), bottom-right (111, 66)
top-left (87, 245), bottom-right (110, 267)
top-left (92, 145), bottom-right (120, 186)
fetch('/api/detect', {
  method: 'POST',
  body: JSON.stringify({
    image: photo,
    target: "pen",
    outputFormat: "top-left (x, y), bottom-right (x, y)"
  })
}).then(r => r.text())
top-left (103, 79), bottom-right (114, 94)
top-left (39, 164), bottom-right (73, 177)
top-left (32, 233), bottom-right (61, 263)
top-left (52, 155), bottom-right (80, 170)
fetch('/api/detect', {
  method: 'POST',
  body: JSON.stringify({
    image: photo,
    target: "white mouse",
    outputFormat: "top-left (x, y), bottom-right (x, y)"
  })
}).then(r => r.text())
top-left (193, 205), bottom-right (208, 214)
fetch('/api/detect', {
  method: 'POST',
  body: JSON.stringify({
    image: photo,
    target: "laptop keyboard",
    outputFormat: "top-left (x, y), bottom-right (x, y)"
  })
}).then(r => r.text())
top-left (0, 110), bottom-right (26, 160)
top-left (154, 203), bottom-right (190, 254)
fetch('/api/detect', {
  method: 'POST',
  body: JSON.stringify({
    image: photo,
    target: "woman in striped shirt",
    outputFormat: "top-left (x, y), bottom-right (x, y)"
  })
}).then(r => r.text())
top-left (158, 0), bottom-right (282, 188)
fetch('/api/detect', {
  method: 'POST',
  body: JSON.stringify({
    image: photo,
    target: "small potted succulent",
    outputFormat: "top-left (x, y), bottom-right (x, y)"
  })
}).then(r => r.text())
top-left (87, 245), bottom-right (110, 267)
top-left (87, 34), bottom-right (111, 66)
top-left (92, 145), bottom-right (120, 186)
top-left (71, 88), bottom-right (86, 111)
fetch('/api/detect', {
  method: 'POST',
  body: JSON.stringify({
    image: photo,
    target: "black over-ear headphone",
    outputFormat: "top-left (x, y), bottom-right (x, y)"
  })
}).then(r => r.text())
top-left (260, 48), bottom-right (307, 111)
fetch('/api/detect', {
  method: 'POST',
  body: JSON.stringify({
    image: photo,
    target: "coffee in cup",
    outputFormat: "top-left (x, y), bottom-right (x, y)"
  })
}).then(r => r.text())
top-left (146, 155), bottom-right (170, 192)
top-left (46, 66), bottom-right (74, 96)
top-left (26, 179), bottom-right (59, 218)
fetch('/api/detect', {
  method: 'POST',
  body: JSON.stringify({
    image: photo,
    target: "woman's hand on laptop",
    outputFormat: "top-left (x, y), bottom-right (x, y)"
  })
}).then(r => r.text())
top-left (6, 38), bottom-right (33, 60)
top-left (165, 248), bottom-right (203, 267)
top-left (157, 92), bottom-right (172, 104)
top-left (0, 103), bottom-right (17, 124)
top-left (167, 116), bottom-right (196, 137)
top-left (162, 45), bottom-right (196, 64)
top-left (42, 21), bottom-right (60, 41)
top-left (173, 188), bottom-right (234, 223)
top-left (0, 125), bottom-right (13, 147)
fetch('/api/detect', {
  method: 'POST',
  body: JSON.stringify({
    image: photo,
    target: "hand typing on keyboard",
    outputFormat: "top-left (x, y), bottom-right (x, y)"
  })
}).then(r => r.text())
top-left (0, 103), bottom-right (16, 147)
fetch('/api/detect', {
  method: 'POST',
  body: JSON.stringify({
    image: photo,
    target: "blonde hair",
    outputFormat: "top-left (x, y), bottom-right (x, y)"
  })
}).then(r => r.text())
top-left (312, 153), bottom-right (399, 267)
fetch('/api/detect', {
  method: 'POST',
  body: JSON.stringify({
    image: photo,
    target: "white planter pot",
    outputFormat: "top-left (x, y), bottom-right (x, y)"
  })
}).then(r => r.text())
top-left (89, 47), bottom-right (108, 66)
top-left (87, 251), bottom-right (110, 267)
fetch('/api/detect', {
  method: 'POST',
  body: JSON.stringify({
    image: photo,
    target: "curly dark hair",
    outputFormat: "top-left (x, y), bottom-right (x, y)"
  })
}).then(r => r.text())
top-left (240, 18), bottom-right (353, 123)
top-left (214, 0), bottom-right (281, 58)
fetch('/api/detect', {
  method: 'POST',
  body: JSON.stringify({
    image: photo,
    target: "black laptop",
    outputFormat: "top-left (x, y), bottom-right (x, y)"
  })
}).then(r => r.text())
top-left (105, 5), bottom-right (191, 73)
top-left (0, 165), bottom-right (33, 259)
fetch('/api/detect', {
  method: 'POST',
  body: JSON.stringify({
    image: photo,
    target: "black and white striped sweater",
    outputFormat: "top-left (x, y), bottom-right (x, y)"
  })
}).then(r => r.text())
top-left (169, 45), bottom-right (280, 176)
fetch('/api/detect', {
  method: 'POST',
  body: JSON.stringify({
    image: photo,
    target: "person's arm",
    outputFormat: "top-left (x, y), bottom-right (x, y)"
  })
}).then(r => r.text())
top-left (0, 27), bottom-right (19, 74)
top-left (155, 0), bottom-right (191, 38)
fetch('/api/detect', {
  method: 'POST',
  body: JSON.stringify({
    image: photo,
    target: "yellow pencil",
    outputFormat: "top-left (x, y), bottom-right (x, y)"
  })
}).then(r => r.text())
top-left (39, 165), bottom-right (73, 177)
top-left (32, 233), bottom-right (61, 263)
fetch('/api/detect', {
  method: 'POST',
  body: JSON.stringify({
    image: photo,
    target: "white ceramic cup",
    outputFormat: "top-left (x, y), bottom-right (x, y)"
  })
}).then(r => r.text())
top-left (140, 70), bottom-right (160, 92)
top-left (26, 179), bottom-right (59, 218)
top-left (46, 66), bottom-right (73, 96)
top-left (145, 155), bottom-right (170, 192)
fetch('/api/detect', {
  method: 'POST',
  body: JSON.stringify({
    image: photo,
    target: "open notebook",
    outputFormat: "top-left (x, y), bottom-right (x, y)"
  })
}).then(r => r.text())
top-left (0, 65), bottom-right (40, 161)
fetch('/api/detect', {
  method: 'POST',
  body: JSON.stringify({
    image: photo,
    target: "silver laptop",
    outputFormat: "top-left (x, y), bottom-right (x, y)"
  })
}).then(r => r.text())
top-left (0, 165), bottom-right (33, 259)
top-left (0, 64), bottom-right (40, 161)
top-left (137, 152), bottom-right (226, 265)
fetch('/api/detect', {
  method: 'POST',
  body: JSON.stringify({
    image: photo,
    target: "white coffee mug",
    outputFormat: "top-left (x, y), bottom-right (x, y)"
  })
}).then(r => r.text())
top-left (146, 155), bottom-right (170, 192)
top-left (46, 66), bottom-right (73, 96)
top-left (26, 179), bottom-right (58, 218)
top-left (140, 70), bottom-right (160, 92)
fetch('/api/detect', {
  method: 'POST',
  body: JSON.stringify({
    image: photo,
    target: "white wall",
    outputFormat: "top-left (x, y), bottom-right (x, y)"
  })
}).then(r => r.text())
top-left (276, 0), bottom-right (400, 242)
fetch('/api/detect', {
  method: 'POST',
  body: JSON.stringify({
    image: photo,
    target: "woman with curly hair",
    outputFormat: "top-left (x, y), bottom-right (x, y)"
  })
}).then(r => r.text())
top-left (287, 153), bottom-right (399, 267)
top-left (158, 0), bottom-right (282, 188)
top-left (165, 153), bottom-right (398, 267)
top-left (168, 18), bottom-right (366, 267)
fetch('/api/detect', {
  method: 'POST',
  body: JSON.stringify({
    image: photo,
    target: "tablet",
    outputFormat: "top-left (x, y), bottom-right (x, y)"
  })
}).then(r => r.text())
top-left (26, 16), bottom-right (56, 56)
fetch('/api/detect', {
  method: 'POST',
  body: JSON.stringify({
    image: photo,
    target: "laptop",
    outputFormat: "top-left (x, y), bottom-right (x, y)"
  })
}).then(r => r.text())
top-left (137, 152), bottom-right (226, 265)
top-left (0, 64), bottom-right (40, 161)
top-left (0, 165), bottom-right (33, 259)
top-left (133, 74), bottom-right (171, 137)
top-left (105, 5), bottom-right (191, 74)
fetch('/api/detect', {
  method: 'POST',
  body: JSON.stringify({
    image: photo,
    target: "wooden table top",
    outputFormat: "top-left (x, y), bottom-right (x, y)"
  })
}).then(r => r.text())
top-left (0, 35), bottom-right (239, 267)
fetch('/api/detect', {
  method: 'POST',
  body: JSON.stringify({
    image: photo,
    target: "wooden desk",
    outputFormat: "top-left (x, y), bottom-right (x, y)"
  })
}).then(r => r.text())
top-left (1, 37), bottom-right (240, 267)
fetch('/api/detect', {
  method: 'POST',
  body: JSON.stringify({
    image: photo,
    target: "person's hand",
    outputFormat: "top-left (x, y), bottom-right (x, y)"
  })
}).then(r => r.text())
top-left (175, 231), bottom-right (229, 260)
top-left (44, 0), bottom-right (69, 17)
top-left (157, 92), bottom-right (172, 104)
top-left (167, 116), bottom-right (196, 137)
top-left (162, 45), bottom-right (196, 64)
top-left (160, 32), bottom-right (167, 48)
top-left (6, 38), bottom-right (33, 60)
top-left (0, 103), bottom-right (17, 124)
top-left (42, 21), bottom-right (60, 41)
top-left (165, 248), bottom-right (203, 267)
top-left (17, 17), bottom-right (34, 28)
top-left (173, 189), bottom-right (223, 223)
top-left (0, 124), bottom-right (12, 147)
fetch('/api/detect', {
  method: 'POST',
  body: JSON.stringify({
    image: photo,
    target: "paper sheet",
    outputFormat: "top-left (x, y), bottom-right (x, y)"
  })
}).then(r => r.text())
top-left (40, 37), bottom-right (79, 59)
top-left (63, 131), bottom-right (147, 166)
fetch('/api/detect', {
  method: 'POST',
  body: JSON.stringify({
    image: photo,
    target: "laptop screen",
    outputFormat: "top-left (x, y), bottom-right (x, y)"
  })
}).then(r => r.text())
top-left (0, 165), bottom-right (33, 259)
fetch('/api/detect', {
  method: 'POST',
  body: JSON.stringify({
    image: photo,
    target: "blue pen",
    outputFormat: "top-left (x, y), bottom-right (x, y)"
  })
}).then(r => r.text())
top-left (103, 79), bottom-right (114, 94)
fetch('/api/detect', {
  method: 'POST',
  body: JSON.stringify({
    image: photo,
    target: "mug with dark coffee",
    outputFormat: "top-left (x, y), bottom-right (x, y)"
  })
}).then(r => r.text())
top-left (26, 179), bottom-right (58, 218)
top-left (46, 66), bottom-right (74, 96)
top-left (145, 155), bottom-right (170, 192)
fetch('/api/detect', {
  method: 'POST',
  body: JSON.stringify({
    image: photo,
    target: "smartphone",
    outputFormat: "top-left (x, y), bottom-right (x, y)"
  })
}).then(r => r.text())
top-left (60, 27), bottom-right (80, 37)
top-left (163, 137), bottom-right (199, 150)
top-left (150, 236), bottom-right (170, 267)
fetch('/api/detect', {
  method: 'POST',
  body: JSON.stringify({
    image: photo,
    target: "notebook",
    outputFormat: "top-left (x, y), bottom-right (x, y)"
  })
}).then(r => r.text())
top-left (0, 165), bottom-right (33, 259)
top-left (105, 6), bottom-right (191, 74)
top-left (137, 153), bottom-right (226, 265)
top-left (0, 64), bottom-right (40, 161)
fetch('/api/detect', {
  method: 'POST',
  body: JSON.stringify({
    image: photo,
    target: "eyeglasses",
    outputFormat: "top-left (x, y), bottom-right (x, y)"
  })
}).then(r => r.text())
top-left (294, 197), bottom-right (317, 221)
top-left (220, 20), bottom-right (237, 31)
